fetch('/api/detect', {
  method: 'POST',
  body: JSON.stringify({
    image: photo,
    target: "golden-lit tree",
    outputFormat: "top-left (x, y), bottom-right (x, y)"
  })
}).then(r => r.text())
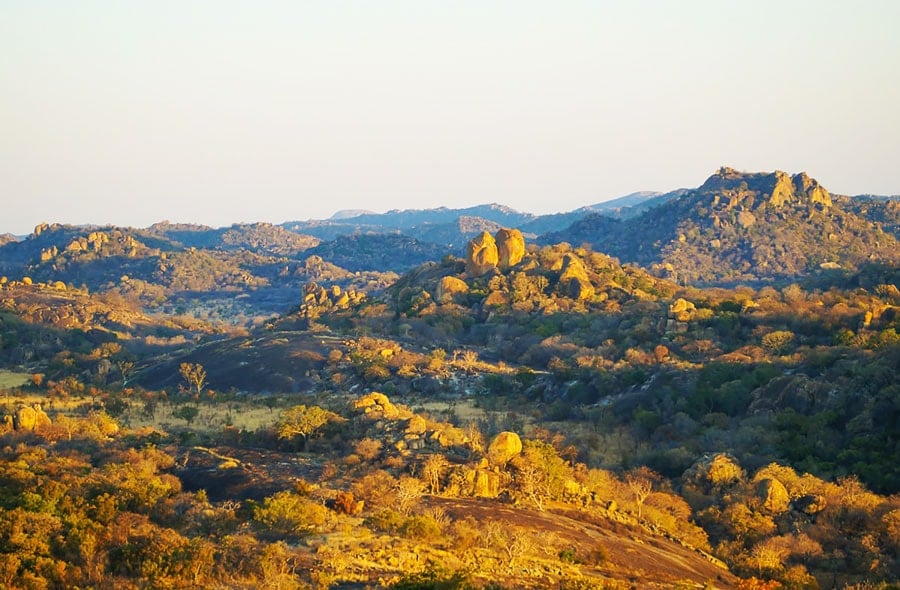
top-left (276, 405), bottom-right (334, 451)
top-left (179, 362), bottom-right (207, 395)
top-left (625, 466), bottom-right (659, 519)
top-left (421, 454), bottom-right (450, 495)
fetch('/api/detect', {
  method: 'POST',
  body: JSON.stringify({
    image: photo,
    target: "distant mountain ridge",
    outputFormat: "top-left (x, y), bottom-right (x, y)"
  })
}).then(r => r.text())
top-left (5, 170), bottom-right (898, 285)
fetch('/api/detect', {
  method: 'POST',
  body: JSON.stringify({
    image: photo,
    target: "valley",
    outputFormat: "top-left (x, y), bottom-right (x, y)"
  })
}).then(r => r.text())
top-left (0, 169), bottom-right (898, 589)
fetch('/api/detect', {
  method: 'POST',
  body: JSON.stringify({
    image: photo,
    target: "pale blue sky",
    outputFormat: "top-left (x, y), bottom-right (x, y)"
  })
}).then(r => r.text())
top-left (2, 1), bottom-right (898, 234)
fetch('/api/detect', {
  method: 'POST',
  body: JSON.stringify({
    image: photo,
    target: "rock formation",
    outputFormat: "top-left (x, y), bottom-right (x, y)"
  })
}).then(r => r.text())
top-left (768, 170), bottom-right (796, 207)
top-left (793, 493), bottom-right (827, 515)
top-left (13, 404), bottom-right (51, 431)
top-left (465, 231), bottom-right (500, 277)
top-left (756, 477), bottom-right (790, 514)
top-left (435, 276), bottom-right (469, 303)
top-left (487, 431), bottom-right (523, 466)
top-left (496, 228), bottom-right (525, 268)
top-left (558, 254), bottom-right (594, 301)
top-left (793, 172), bottom-right (832, 207)
top-left (669, 298), bottom-right (696, 322)
top-left (299, 282), bottom-right (364, 318)
top-left (353, 392), bottom-right (406, 420)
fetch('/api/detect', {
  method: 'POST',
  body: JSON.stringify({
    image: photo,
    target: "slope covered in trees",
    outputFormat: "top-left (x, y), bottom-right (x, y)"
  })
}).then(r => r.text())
top-left (543, 168), bottom-right (900, 285)
top-left (0, 174), bottom-right (898, 588)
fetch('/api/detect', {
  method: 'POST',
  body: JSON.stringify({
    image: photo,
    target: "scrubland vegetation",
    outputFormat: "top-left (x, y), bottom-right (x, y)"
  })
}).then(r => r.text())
top-left (1, 170), bottom-right (898, 588)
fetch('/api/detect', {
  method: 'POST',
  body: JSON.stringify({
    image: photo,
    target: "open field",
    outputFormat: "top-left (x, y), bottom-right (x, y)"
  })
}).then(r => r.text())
top-left (0, 370), bottom-right (31, 389)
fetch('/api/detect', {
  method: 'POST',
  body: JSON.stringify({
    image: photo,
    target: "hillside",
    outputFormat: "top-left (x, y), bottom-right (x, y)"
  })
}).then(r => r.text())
top-left (0, 222), bottom-right (393, 321)
top-left (0, 175), bottom-right (898, 589)
top-left (542, 168), bottom-right (900, 285)
top-left (303, 234), bottom-right (449, 272)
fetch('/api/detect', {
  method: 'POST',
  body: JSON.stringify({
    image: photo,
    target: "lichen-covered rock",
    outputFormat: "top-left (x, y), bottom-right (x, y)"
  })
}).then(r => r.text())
top-left (488, 431), bottom-right (523, 466)
top-left (466, 232), bottom-right (499, 277)
top-left (756, 477), bottom-right (791, 514)
top-left (496, 228), bottom-right (525, 268)
top-left (435, 276), bottom-right (469, 303)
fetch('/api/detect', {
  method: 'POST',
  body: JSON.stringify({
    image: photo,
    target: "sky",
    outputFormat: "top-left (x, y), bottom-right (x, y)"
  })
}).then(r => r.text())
top-left (2, 1), bottom-right (899, 235)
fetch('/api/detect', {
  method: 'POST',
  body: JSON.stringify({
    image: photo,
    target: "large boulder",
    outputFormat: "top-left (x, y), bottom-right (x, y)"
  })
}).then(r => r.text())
top-left (496, 228), bottom-right (525, 269)
top-left (353, 392), bottom-right (404, 420)
top-left (405, 415), bottom-right (427, 436)
top-left (559, 254), bottom-right (594, 301)
top-left (756, 477), bottom-right (791, 514)
top-left (14, 405), bottom-right (51, 431)
top-left (768, 170), bottom-right (796, 207)
top-left (487, 431), bottom-right (523, 466)
top-left (669, 298), bottom-right (696, 322)
top-left (466, 232), bottom-right (499, 277)
top-left (793, 494), bottom-right (827, 516)
top-left (469, 468), bottom-right (502, 498)
top-left (793, 172), bottom-right (832, 207)
top-left (435, 276), bottom-right (470, 303)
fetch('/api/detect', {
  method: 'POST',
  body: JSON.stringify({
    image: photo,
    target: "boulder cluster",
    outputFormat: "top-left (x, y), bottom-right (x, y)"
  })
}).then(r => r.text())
top-left (298, 282), bottom-right (365, 318)
top-left (1, 404), bottom-right (51, 433)
top-left (558, 254), bottom-right (594, 301)
top-left (465, 228), bottom-right (525, 277)
top-left (768, 170), bottom-right (832, 208)
top-left (352, 392), bottom-right (468, 452)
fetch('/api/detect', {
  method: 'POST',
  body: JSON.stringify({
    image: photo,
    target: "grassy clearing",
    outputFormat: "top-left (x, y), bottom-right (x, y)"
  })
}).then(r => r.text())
top-left (416, 399), bottom-right (486, 423)
top-left (0, 370), bottom-right (31, 389)
top-left (122, 398), bottom-right (283, 434)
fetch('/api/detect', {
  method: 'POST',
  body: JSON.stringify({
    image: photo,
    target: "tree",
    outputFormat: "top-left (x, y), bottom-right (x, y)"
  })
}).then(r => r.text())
top-left (179, 362), bottom-right (207, 395)
top-left (173, 405), bottom-right (200, 425)
top-left (396, 476), bottom-right (426, 515)
top-left (276, 405), bottom-right (333, 450)
top-left (117, 359), bottom-right (135, 387)
top-left (625, 466), bottom-right (659, 519)
top-left (761, 331), bottom-right (794, 355)
top-left (511, 440), bottom-right (572, 511)
top-left (421, 454), bottom-right (450, 494)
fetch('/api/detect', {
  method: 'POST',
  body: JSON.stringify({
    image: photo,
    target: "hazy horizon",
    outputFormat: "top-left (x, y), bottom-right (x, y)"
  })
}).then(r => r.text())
top-left (2, 1), bottom-right (899, 235)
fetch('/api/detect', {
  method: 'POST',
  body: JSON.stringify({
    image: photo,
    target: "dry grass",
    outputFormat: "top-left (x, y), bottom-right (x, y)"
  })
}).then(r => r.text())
top-left (416, 399), bottom-right (486, 423)
top-left (120, 398), bottom-right (283, 433)
top-left (0, 370), bottom-right (31, 389)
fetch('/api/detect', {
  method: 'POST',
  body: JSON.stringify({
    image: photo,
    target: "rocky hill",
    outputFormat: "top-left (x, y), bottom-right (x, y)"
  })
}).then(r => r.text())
top-left (843, 194), bottom-right (900, 239)
top-left (542, 167), bottom-right (900, 285)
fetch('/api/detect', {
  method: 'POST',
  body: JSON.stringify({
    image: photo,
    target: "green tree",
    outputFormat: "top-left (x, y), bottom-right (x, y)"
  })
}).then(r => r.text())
top-left (276, 405), bottom-right (334, 450)
top-left (173, 405), bottom-right (200, 425)
top-left (761, 330), bottom-right (795, 355)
